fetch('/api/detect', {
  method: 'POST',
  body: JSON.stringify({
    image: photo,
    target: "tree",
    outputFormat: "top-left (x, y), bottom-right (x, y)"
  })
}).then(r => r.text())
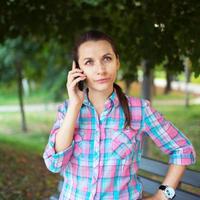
top-left (1, 0), bottom-right (200, 136)
top-left (1, 0), bottom-right (199, 76)
top-left (38, 39), bottom-right (72, 101)
top-left (0, 36), bottom-right (40, 132)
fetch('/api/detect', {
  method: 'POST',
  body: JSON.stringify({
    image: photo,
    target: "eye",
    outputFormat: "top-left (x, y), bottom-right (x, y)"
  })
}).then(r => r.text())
top-left (85, 60), bottom-right (93, 65)
top-left (104, 56), bottom-right (112, 62)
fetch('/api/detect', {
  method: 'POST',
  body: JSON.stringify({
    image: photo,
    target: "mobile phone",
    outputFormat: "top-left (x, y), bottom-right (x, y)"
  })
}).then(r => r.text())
top-left (75, 61), bottom-right (85, 91)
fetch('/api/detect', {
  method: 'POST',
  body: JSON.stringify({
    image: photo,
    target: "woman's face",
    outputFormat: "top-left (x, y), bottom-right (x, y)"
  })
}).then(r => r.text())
top-left (77, 40), bottom-right (120, 93)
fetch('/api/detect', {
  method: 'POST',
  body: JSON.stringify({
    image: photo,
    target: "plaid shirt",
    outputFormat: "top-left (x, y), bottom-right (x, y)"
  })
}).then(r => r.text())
top-left (43, 89), bottom-right (196, 200)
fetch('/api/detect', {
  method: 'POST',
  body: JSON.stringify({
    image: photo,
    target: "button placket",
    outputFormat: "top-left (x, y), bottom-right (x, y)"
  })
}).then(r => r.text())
top-left (91, 108), bottom-right (101, 199)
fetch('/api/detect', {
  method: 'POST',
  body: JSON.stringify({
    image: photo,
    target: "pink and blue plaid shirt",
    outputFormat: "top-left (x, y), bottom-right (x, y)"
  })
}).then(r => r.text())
top-left (43, 89), bottom-right (196, 200)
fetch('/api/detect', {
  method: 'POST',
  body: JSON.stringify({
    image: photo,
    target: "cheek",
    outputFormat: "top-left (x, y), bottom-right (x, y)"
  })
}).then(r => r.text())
top-left (83, 71), bottom-right (92, 81)
top-left (82, 68), bottom-right (89, 76)
top-left (109, 67), bottom-right (118, 77)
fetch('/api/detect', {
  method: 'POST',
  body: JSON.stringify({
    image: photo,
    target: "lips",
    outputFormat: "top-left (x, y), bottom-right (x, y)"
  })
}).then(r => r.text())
top-left (96, 78), bottom-right (110, 83)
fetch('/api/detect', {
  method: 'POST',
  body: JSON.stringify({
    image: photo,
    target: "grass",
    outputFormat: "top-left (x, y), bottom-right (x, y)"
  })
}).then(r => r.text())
top-left (152, 88), bottom-right (196, 100)
top-left (0, 111), bottom-right (55, 154)
top-left (0, 133), bottom-right (47, 154)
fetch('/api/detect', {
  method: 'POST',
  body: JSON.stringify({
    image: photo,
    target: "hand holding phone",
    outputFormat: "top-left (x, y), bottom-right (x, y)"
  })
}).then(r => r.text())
top-left (66, 61), bottom-right (87, 106)
top-left (75, 61), bottom-right (86, 91)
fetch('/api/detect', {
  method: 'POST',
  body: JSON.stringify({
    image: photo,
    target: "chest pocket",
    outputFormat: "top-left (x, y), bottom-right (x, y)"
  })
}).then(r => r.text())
top-left (72, 129), bottom-right (94, 162)
top-left (111, 128), bottom-right (137, 160)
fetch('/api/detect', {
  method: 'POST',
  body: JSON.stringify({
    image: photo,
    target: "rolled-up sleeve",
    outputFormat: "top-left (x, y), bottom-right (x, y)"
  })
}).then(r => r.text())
top-left (143, 100), bottom-right (196, 165)
top-left (43, 101), bottom-right (74, 173)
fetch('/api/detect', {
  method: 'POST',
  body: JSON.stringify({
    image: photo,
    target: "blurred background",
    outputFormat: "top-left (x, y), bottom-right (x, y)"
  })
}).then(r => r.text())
top-left (0, 0), bottom-right (199, 199)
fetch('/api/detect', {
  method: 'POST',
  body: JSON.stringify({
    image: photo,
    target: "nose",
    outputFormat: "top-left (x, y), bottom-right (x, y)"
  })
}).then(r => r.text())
top-left (95, 62), bottom-right (106, 74)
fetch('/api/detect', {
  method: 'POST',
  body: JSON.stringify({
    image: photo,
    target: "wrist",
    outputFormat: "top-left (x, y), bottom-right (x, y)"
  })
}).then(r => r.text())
top-left (159, 184), bottom-right (176, 199)
top-left (68, 101), bottom-right (82, 109)
top-left (154, 190), bottom-right (168, 200)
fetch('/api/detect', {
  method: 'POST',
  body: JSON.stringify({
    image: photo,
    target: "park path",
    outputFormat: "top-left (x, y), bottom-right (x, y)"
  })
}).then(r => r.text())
top-left (0, 79), bottom-right (199, 112)
top-left (154, 79), bottom-right (200, 95)
top-left (153, 79), bottom-right (200, 105)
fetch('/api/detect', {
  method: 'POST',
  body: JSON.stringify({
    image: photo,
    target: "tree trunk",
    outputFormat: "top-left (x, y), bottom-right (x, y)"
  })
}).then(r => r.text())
top-left (141, 60), bottom-right (153, 102)
top-left (141, 59), bottom-right (153, 156)
top-left (164, 69), bottom-right (172, 94)
top-left (16, 63), bottom-right (27, 132)
top-left (124, 79), bottom-right (132, 95)
top-left (184, 63), bottom-right (191, 107)
top-left (152, 73), bottom-right (156, 97)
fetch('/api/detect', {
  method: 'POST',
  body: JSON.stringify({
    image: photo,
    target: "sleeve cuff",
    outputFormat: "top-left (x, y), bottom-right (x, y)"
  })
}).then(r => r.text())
top-left (168, 146), bottom-right (196, 165)
top-left (52, 140), bottom-right (75, 159)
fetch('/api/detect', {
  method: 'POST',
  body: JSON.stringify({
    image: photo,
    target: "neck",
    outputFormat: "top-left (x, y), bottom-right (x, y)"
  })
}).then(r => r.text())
top-left (87, 87), bottom-right (114, 108)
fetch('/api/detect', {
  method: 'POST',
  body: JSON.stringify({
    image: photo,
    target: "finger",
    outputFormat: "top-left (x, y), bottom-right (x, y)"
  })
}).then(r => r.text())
top-left (68, 70), bottom-right (83, 81)
top-left (68, 72), bottom-right (86, 82)
top-left (67, 73), bottom-right (86, 87)
top-left (70, 76), bottom-right (86, 88)
top-left (72, 60), bottom-right (76, 70)
top-left (70, 72), bottom-right (86, 78)
top-left (68, 69), bottom-right (83, 75)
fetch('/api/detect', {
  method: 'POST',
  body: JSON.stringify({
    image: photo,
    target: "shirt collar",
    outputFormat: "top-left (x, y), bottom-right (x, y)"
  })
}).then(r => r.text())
top-left (82, 88), bottom-right (119, 108)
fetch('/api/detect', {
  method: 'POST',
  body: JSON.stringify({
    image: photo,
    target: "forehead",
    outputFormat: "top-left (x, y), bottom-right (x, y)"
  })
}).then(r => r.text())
top-left (78, 40), bottom-right (114, 59)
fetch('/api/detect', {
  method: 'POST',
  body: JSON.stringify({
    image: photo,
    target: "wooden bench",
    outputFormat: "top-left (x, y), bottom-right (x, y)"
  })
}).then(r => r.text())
top-left (139, 156), bottom-right (200, 200)
top-left (50, 156), bottom-right (200, 200)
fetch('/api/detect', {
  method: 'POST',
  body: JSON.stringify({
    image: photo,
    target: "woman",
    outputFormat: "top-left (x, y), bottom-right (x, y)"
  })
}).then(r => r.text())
top-left (43, 30), bottom-right (196, 200)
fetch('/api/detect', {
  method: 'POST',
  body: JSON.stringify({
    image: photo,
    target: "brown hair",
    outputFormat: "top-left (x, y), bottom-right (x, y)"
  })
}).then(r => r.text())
top-left (72, 30), bottom-right (131, 129)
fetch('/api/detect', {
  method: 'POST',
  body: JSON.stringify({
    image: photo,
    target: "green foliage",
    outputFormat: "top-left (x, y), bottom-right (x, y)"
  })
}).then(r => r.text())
top-left (0, 36), bottom-right (72, 101)
top-left (74, 0), bottom-right (104, 6)
top-left (38, 39), bottom-right (71, 101)
top-left (0, 0), bottom-right (200, 95)
top-left (0, 133), bottom-right (46, 154)
top-left (0, 36), bottom-right (41, 84)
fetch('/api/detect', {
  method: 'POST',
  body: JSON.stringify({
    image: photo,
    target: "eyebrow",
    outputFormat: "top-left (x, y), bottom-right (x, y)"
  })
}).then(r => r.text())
top-left (83, 53), bottom-right (113, 61)
top-left (103, 53), bottom-right (113, 57)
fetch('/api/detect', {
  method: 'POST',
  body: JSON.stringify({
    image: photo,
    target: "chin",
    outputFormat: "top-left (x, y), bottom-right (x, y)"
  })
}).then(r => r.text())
top-left (89, 84), bottom-right (113, 92)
